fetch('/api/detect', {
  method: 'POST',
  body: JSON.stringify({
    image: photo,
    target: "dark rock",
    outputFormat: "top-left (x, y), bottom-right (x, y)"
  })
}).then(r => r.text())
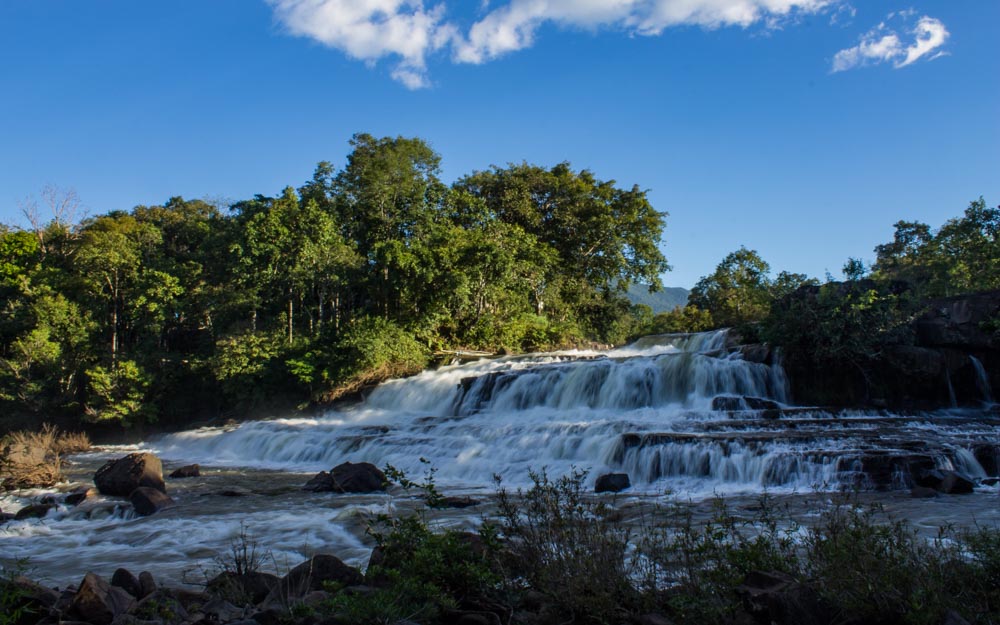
top-left (910, 486), bottom-right (939, 498)
top-left (94, 453), bottom-right (166, 497)
top-left (736, 570), bottom-right (832, 625)
top-left (939, 471), bottom-right (975, 494)
top-left (711, 396), bottom-right (780, 411)
top-left (739, 344), bottom-right (771, 364)
top-left (595, 473), bottom-right (630, 493)
top-left (199, 596), bottom-right (246, 621)
top-left (207, 571), bottom-right (279, 604)
top-left (270, 554), bottom-right (364, 600)
top-left (217, 487), bottom-right (251, 497)
top-left (137, 571), bottom-right (156, 599)
top-left (110, 568), bottom-right (141, 598)
top-left (0, 576), bottom-right (60, 625)
top-left (303, 462), bottom-right (386, 493)
top-left (917, 468), bottom-right (975, 494)
top-left (982, 477), bottom-right (1000, 487)
top-left (169, 464), bottom-right (200, 479)
top-left (65, 487), bottom-right (97, 506)
top-left (69, 572), bottom-right (135, 625)
top-left (14, 503), bottom-right (56, 520)
top-left (129, 486), bottom-right (175, 516)
top-left (432, 496), bottom-right (480, 509)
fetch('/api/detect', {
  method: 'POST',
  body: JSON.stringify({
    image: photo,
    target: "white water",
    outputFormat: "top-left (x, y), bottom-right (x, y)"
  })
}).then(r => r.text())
top-left (3, 330), bottom-right (999, 586)
top-left (969, 355), bottom-right (994, 405)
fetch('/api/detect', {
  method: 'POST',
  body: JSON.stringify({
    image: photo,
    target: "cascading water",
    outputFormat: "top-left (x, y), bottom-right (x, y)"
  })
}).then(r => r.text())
top-left (969, 356), bottom-right (994, 405)
top-left (3, 329), bottom-right (999, 587)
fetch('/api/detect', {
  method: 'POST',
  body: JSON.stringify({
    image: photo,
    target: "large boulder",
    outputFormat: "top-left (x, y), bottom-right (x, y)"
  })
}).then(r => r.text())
top-left (303, 461), bottom-right (386, 493)
top-left (69, 572), bottom-right (135, 625)
top-left (110, 568), bottom-right (141, 598)
top-left (595, 473), bottom-right (631, 493)
top-left (0, 576), bottom-right (59, 625)
top-left (916, 468), bottom-right (975, 494)
top-left (129, 487), bottom-right (175, 516)
top-left (269, 554), bottom-right (363, 600)
top-left (93, 453), bottom-right (165, 497)
top-left (14, 503), bottom-right (56, 520)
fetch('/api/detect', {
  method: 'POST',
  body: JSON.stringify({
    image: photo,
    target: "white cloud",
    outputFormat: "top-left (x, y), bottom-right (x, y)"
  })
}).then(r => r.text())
top-left (270, 0), bottom-right (840, 87)
top-left (831, 12), bottom-right (949, 72)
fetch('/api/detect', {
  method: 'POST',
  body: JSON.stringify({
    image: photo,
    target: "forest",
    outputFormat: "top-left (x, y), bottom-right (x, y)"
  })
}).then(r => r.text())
top-left (1, 132), bottom-right (997, 430)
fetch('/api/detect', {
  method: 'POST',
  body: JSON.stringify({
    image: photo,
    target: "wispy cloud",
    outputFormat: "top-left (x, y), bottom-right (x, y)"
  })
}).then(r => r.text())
top-left (832, 12), bottom-right (949, 73)
top-left (269, 0), bottom-right (840, 88)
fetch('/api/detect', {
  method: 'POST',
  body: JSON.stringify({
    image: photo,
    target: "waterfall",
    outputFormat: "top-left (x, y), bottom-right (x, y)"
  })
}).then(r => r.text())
top-left (969, 356), bottom-right (994, 405)
top-left (148, 329), bottom-right (996, 495)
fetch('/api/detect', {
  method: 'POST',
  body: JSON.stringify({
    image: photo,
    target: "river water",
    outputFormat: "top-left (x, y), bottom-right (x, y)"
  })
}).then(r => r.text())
top-left (2, 331), bottom-right (998, 587)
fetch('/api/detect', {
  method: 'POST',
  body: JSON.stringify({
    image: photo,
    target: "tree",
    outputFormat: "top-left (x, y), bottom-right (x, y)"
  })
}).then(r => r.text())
top-left (689, 248), bottom-right (774, 328)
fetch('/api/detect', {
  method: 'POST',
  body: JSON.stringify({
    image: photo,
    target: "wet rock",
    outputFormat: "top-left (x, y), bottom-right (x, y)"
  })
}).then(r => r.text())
top-left (65, 486), bottom-right (97, 506)
top-left (169, 464), bottom-right (200, 478)
top-left (917, 469), bottom-right (975, 494)
top-left (711, 396), bottom-right (780, 411)
top-left (217, 487), bottom-right (251, 497)
top-left (739, 344), bottom-right (771, 364)
top-left (432, 496), bottom-right (480, 509)
top-left (14, 503), bottom-right (56, 520)
top-left (110, 568), bottom-right (141, 598)
top-left (270, 554), bottom-right (364, 600)
top-left (910, 486), bottom-right (939, 498)
top-left (94, 453), bottom-right (166, 497)
top-left (981, 477), bottom-right (1000, 487)
top-left (129, 486), bottom-right (175, 516)
top-left (137, 571), bottom-right (156, 599)
top-left (207, 571), bottom-right (279, 604)
top-left (303, 462), bottom-right (386, 493)
top-left (736, 570), bottom-right (832, 625)
top-left (69, 572), bottom-right (135, 625)
top-left (595, 473), bottom-right (631, 493)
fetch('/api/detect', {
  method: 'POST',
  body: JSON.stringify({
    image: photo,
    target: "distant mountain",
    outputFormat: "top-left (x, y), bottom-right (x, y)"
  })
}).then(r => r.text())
top-left (626, 283), bottom-right (689, 313)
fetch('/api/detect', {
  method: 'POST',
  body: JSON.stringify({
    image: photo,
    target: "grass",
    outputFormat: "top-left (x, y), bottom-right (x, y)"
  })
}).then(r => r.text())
top-left (0, 424), bottom-right (91, 490)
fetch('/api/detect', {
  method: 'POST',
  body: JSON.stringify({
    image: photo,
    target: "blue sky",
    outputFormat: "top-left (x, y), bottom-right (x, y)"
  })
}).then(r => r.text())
top-left (0, 1), bottom-right (996, 288)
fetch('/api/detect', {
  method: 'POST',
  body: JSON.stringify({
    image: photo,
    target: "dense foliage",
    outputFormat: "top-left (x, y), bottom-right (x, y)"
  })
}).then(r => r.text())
top-left (0, 135), bottom-right (668, 427)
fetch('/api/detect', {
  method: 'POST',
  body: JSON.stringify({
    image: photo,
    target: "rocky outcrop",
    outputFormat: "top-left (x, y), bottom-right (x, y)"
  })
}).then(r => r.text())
top-left (93, 453), bottom-right (166, 497)
top-left (303, 461), bottom-right (386, 493)
top-left (129, 486), bottom-right (175, 516)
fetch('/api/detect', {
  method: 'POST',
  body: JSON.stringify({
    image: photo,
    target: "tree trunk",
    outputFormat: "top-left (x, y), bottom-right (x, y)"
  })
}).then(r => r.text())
top-left (287, 297), bottom-right (294, 345)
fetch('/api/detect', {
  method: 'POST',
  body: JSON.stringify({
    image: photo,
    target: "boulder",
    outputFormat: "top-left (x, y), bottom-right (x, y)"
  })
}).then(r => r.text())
top-left (94, 453), bottom-right (165, 497)
top-left (270, 554), bottom-right (363, 600)
top-left (14, 503), bottom-right (56, 520)
top-left (110, 568), bottom-right (141, 598)
top-left (303, 461), bottom-right (386, 493)
top-left (595, 473), bottom-right (630, 493)
top-left (917, 469), bottom-right (975, 494)
top-left (0, 576), bottom-right (60, 625)
top-left (736, 570), bottom-right (832, 625)
top-left (129, 487), bottom-right (175, 516)
top-left (168, 464), bottom-right (200, 478)
top-left (69, 572), bottom-right (135, 625)
top-left (137, 571), bottom-right (156, 599)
